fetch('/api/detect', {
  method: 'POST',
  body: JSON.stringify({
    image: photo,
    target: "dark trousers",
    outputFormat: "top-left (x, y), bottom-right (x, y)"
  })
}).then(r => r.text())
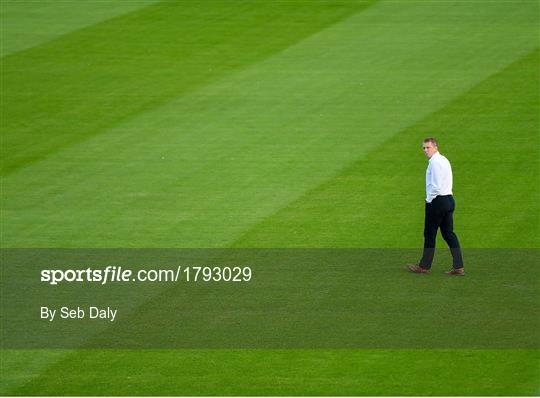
top-left (419, 195), bottom-right (464, 269)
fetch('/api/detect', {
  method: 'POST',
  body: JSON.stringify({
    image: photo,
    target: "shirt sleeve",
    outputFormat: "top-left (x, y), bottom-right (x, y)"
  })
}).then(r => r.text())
top-left (429, 160), bottom-right (444, 198)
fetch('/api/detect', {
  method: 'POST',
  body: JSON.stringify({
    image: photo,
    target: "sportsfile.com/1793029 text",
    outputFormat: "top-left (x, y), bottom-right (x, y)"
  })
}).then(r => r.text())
top-left (40, 266), bottom-right (253, 285)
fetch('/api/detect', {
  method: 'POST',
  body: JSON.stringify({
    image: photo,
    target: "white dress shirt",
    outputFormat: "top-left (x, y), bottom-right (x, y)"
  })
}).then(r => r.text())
top-left (426, 151), bottom-right (453, 203)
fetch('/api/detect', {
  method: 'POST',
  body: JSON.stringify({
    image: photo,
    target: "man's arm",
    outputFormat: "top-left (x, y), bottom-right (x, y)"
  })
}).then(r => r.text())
top-left (427, 160), bottom-right (443, 202)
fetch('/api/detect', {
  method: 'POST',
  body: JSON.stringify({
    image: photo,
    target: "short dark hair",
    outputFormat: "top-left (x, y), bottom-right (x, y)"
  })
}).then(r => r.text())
top-left (423, 137), bottom-right (438, 147)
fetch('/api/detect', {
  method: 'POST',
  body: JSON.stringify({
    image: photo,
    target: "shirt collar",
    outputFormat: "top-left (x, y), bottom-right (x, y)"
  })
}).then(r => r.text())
top-left (429, 151), bottom-right (441, 162)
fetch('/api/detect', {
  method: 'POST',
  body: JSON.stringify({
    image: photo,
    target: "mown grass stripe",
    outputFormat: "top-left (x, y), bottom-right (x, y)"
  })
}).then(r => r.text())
top-left (0, 0), bottom-right (160, 57)
top-left (1, 0), bottom-right (376, 176)
top-left (5, 348), bottom-right (539, 395)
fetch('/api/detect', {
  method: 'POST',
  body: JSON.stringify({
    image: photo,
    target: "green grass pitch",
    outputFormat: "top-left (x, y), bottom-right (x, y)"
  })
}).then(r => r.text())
top-left (1, 0), bottom-right (538, 395)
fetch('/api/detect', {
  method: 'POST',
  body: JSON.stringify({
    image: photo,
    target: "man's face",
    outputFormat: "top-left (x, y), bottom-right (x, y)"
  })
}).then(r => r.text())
top-left (422, 141), bottom-right (438, 159)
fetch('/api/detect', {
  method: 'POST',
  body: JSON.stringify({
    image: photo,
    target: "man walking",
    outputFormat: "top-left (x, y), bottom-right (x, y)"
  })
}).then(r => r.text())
top-left (408, 138), bottom-right (465, 275)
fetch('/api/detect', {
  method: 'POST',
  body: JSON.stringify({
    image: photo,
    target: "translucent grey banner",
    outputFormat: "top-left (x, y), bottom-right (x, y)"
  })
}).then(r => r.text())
top-left (1, 249), bottom-right (538, 348)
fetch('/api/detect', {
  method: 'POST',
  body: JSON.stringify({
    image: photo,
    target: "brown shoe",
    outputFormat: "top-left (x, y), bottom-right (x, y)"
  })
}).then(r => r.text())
top-left (445, 268), bottom-right (465, 276)
top-left (407, 264), bottom-right (429, 274)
